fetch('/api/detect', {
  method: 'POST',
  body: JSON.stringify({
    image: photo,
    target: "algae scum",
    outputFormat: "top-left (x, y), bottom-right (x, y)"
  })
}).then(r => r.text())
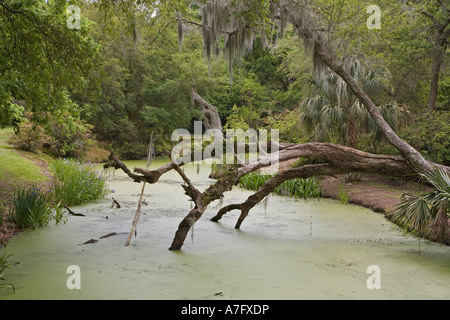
top-left (1, 159), bottom-right (449, 299)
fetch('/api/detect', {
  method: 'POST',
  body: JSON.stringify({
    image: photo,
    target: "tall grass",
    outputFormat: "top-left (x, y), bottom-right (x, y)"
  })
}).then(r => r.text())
top-left (238, 173), bottom-right (323, 199)
top-left (51, 159), bottom-right (109, 206)
top-left (338, 181), bottom-right (349, 205)
top-left (9, 186), bottom-right (53, 229)
top-left (0, 249), bottom-right (18, 292)
top-left (8, 159), bottom-right (108, 230)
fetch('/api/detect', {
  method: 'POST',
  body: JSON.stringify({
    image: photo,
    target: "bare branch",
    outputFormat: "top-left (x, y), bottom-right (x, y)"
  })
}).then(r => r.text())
top-left (421, 10), bottom-right (440, 27)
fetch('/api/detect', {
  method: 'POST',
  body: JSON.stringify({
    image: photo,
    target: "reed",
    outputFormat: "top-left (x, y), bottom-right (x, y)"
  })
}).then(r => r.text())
top-left (239, 172), bottom-right (323, 199)
top-left (9, 186), bottom-right (53, 229)
top-left (0, 249), bottom-right (18, 292)
top-left (51, 159), bottom-right (109, 206)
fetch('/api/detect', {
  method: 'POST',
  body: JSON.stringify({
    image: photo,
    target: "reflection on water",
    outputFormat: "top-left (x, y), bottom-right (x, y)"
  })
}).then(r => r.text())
top-left (1, 158), bottom-right (449, 300)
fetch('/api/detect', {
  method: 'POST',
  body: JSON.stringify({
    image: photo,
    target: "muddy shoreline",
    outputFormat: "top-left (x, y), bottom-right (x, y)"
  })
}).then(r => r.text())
top-left (319, 174), bottom-right (419, 214)
top-left (320, 173), bottom-right (449, 244)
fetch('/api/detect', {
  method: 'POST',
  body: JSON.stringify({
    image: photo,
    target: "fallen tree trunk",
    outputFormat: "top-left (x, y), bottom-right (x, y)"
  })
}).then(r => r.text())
top-left (108, 142), bottom-right (449, 250)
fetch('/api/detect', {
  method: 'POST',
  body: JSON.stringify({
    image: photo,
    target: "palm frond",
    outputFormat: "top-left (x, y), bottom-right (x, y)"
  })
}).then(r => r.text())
top-left (392, 196), bottom-right (434, 232)
top-left (420, 167), bottom-right (450, 195)
top-left (392, 167), bottom-right (449, 242)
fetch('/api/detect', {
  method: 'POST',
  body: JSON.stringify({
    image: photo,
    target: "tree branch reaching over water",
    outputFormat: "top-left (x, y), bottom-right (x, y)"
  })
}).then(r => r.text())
top-left (107, 142), bottom-right (449, 250)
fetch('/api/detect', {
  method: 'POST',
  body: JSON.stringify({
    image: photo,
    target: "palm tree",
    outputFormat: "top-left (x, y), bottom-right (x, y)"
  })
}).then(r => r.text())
top-left (300, 59), bottom-right (407, 181)
top-left (300, 59), bottom-right (406, 149)
top-left (391, 168), bottom-right (449, 244)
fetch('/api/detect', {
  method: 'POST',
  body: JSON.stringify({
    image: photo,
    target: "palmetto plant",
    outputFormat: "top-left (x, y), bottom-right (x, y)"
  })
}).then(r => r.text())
top-left (391, 168), bottom-right (449, 243)
top-left (300, 59), bottom-right (407, 149)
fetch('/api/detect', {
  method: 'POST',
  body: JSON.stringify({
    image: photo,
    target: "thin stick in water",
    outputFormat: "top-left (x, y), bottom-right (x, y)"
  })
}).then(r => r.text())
top-left (125, 132), bottom-right (154, 246)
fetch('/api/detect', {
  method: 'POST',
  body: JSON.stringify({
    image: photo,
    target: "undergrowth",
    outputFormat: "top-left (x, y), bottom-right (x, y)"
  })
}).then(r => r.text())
top-left (238, 172), bottom-right (323, 199)
top-left (51, 159), bottom-right (109, 206)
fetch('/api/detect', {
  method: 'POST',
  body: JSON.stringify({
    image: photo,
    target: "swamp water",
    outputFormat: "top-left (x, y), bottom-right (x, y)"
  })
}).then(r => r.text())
top-left (1, 159), bottom-right (449, 300)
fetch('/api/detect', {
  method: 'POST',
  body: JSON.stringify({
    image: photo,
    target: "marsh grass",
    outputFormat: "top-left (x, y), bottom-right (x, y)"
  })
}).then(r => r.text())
top-left (51, 159), bottom-right (109, 206)
top-left (239, 173), bottom-right (323, 199)
top-left (0, 249), bottom-right (18, 293)
top-left (8, 159), bottom-right (108, 229)
top-left (338, 181), bottom-right (349, 205)
top-left (9, 186), bottom-right (53, 229)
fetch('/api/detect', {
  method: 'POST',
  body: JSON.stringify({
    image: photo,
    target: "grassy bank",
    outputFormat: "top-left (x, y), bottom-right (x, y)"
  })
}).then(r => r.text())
top-left (0, 127), bottom-right (51, 214)
top-left (1, 127), bottom-right (110, 244)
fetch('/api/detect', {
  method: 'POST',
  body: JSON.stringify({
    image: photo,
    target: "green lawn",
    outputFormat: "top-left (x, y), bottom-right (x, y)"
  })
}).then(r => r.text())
top-left (0, 127), bottom-right (49, 213)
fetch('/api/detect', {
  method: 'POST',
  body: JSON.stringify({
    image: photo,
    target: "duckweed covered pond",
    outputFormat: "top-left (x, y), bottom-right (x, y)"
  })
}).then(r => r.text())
top-left (1, 159), bottom-right (449, 300)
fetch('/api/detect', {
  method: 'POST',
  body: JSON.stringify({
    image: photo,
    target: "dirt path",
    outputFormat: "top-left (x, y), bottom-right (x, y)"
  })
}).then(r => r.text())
top-left (319, 174), bottom-right (429, 214)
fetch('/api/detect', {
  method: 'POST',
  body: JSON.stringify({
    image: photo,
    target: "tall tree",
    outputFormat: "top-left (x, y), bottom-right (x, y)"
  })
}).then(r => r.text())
top-left (301, 59), bottom-right (406, 150)
top-left (0, 0), bottom-right (97, 126)
top-left (177, 0), bottom-right (438, 173)
top-left (420, 1), bottom-right (450, 111)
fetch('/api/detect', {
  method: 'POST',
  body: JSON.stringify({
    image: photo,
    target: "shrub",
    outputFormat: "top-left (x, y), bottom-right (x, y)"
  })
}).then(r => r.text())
top-left (401, 111), bottom-right (450, 165)
top-left (390, 168), bottom-right (449, 243)
top-left (9, 110), bottom-right (95, 159)
top-left (9, 186), bottom-right (53, 229)
top-left (8, 119), bottom-right (53, 153)
top-left (51, 159), bottom-right (109, 206)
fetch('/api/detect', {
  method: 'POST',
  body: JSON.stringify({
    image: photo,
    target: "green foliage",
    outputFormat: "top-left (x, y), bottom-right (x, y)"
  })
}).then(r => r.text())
top-left (0, 0), bottom-right (446, 167)
top-left (0, 0), bottom-right (98, 158)
top-left (401, 111), bottom-right (450, 165)
top-left (338, 181), bottom-right (349, 205)
top-left (300, 59), bottom-right (407, 147)
top-left (3, 154), bottom-right (107, 231)
top-left (51, 159), bottom-right (109, 206)
top-left (224, 105), bottom-right (259, 130)
top-left (10, 108), bottom-right (95, 159)
top-left (263, 109), bottom-right (307, 143)
top-left (276, 177), bottom-right (323, 199)
top-left (437, 74), bottom-right (450, 111)
top-left (0, 98), bottom-right (26, 132)
top-left (0, 0), bottom-right (98, 126)
top-left (79, 4), bottom-right (222, 158)
top-left (391, 168), bottom-right (449, 242)
top-left (238, 173), bottom-right (272, 191)
top-left (9, 187), bottom-right (53, 229)
top-left (0, 249), bottom-right (18, 293)
top-left (53, 202), bottom-right (67, 225)
top-left (238, 172), bottom-right (323, 199)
